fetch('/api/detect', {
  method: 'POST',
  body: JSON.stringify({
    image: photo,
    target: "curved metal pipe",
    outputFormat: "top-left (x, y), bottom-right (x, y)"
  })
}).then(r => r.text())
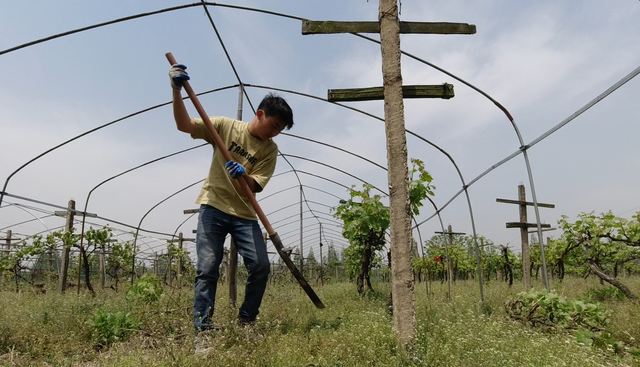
top-left (131, 178), bottom-right (205, 283)
top-left (3, 203), bottom-right (54, 236)
top-left (0, 86), bottom-right (236, 209)
top-left (280, 154), bottom-right (387, 195)
top-left (76, 143), bottom-right (208, 269)
top-left (407, 133), bottom-right (484, 301)
top-left (4, 1), bottom-right (633, 284)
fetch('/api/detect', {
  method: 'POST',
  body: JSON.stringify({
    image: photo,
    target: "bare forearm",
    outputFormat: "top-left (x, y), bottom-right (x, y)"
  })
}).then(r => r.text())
top-left (173, 90), bottom-right (195, 134)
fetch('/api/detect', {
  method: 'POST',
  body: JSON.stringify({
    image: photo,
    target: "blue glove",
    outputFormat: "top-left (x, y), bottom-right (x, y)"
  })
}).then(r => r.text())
top-left (225, 161), bottom-right (245, 179)
top-left (169, 64), bottom-right (190, 91)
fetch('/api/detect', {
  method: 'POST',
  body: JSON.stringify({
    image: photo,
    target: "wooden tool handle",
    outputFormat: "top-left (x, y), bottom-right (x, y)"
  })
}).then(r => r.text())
top-left (166, 52), bottom-right (274, 235)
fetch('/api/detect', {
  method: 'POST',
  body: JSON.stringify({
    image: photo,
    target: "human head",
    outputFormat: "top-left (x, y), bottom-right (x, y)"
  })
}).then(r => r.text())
top-left (257, 93), bottom-right (294, 130)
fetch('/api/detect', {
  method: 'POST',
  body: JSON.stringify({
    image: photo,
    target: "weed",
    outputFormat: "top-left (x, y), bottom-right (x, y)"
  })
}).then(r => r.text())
top-left (586, 286), bottom-right (626, 302)
top-left (126, 273), bottom-right (163, 303)
top-left (88, 311), bottom-right (140, 347)
top-left (0, 277), bottom-right (638, 366)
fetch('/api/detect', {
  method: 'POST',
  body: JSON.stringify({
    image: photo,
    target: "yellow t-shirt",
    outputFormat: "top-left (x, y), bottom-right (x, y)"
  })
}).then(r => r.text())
top-left (191, 116), bottom-right (278, 220)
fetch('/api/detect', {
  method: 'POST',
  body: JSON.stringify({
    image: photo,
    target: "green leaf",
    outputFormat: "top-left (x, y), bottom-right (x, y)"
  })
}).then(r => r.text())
top-left (575, 328), bottom-right (595, 345)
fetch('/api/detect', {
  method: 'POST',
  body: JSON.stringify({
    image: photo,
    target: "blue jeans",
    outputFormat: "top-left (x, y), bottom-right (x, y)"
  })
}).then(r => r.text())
top-left (193, 204), bottom-right (270, 330)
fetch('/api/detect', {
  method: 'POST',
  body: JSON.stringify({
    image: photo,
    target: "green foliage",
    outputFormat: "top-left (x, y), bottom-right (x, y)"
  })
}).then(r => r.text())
top-left (106, 240), bottom-right (134, 289)
top-left (423, 233), bottom-right (479, 280)
top-left (88, 311), bottom-right (139, 347)
top-left (555, 211), bottom-right (640, 299)
top-left (334, 159), bottom-right (435, 292)
top-left (559, 211), bottom-right (640, 261)
top-left (126, 274), bottom-right (163, 303)
top-left (85, 226), bottom-right (113, 247)
top-left (478, 238), bottom-right (502, 280)
top-left (325, 243), bottom-right (341, 268)
top-left (166, 241), bottom-right (194, 282)
top-left (0, 233), bottom-right (60, 290)
top-left (1, 278), bottom-right (639, 366)
top-left (586, 287), bottom-right (625, 302)
top-left (575, 328), bottom-right (596, 345)
top-left (333, 184), bottom-right (389, 280)
top-left (574, 329), bottom-right (624, 354)
top-left (53, 227), bottom-right (81, 251)
top-left (505, 289), bottom-right (610, 332)
top-left (305, 248), bottom-right (318, 266)
top-left (408, 158), bottom-right (435, 217)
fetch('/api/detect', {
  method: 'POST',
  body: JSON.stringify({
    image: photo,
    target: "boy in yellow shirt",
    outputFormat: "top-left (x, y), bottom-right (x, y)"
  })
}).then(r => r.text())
top-left (170, 64), bottom-right (294, 353)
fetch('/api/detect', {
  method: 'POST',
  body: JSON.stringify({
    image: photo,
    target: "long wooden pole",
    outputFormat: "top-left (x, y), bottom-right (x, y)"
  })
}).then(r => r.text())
top-left (166, 53), bottom-right (324, 308)
top-left (229, 86), bottom-right (242, 307)
top-left (299, 185), bottom-right (304, 271)
top-left (379, 0), bottom-right (417, 346)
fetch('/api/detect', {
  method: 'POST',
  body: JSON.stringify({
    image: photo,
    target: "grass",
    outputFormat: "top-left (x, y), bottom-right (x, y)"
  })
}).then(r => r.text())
top-left (0, 276), bottom-right (639, 366)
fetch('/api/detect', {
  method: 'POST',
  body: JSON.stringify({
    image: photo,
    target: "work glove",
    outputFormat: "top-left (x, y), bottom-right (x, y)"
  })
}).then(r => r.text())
top-left (225, 161), bottom-right (246, 179)
top-left (169, 64), bottom-right (190, 91)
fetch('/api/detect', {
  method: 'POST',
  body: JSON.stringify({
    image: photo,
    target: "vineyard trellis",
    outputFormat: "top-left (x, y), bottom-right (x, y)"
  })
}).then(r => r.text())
top-left (0, 0), bottom-right (639, 342)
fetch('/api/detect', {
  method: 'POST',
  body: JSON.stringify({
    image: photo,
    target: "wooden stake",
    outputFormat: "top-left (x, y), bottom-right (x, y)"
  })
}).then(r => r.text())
top-left (435, 225), bottom-right (465, 300)
top-left (58, 200), bottom-right (75, 293)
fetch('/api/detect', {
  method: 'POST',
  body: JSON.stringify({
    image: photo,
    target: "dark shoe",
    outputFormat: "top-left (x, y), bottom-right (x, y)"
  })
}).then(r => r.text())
top-left (238, 315), bottom-right (256, 327)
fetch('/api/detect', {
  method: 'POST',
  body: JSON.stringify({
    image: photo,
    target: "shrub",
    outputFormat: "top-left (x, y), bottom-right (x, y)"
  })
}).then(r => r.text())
top-left (585, 287), bottom-right (625, 302)
top-left (88, 311), bottom-right (139, 347)
top-left (505, 289), bottom-right (610, 331)
top-left (126, 274), bottom-right (163, 303)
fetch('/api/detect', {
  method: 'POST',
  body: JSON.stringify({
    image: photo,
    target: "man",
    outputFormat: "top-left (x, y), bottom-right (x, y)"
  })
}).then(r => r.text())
top-left (170, 64), bottom-right (294, 353)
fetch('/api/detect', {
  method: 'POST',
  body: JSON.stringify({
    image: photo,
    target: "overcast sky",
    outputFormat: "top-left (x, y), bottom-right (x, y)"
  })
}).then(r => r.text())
top-left (1, 1), bottom-right (639, 265)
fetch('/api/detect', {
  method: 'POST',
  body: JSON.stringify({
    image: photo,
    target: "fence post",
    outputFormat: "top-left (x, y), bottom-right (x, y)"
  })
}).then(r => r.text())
top-left (58, 199), bottom-right (75, 293)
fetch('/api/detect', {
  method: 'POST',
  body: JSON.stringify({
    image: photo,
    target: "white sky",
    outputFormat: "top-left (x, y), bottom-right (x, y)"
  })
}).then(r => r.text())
top-left (1, 1), bottom-right (639, 265)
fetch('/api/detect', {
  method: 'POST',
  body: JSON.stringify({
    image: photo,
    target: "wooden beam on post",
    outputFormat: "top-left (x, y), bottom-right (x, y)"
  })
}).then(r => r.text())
top-left (497, 185), bottom-right (554, 291)
top-left (528, 227), bottom-right (556, 234)
top-left (302, 20), bottom-right (476, 35)
top-left (328, 84), bottom-right (454, 102)
top-left (496, 198), bottom-right (555, 208)
top-left (506, 223), bottom-right (552, 229)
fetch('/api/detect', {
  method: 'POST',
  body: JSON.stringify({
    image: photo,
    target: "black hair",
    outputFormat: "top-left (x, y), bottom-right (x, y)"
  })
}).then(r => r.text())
top-left (257, 92), bottom-right (294, 130)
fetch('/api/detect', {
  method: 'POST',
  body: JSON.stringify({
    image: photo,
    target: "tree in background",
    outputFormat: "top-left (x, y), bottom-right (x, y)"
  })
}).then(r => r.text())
top-left (0, 234), bottom-right (53, 291)
top-left (334, 184), bottom-right (389, 294)
top-left (77, 226), bottom-right (114, 295)
top-left (479, 237), bottom-right (502, 282)
top-left (32, 234), bottom-right (59, 284)
top-left (333, 158), bottom-right (434, 295)
top-left (321, 242), bottom-right (343, 282)
top-left (557, 211), bottom-right (640, 301)
top-left (499, 245), bottom-right (515, 286)
top-left (423, 233), bottom-right (477, 281)
top-left (105, 240), bottom-right (134, 292)
top-left (325, 243), bottom-right (341, 268)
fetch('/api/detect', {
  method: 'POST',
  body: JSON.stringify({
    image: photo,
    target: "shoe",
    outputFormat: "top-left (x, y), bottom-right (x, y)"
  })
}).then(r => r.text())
top-left (194, 329), bottom-right (214, 355)
top-left (238, 315), bottom-right (256, 327)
